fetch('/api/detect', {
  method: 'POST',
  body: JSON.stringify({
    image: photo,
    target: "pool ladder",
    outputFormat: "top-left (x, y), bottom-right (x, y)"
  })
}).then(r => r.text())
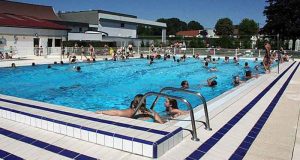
top-left (132, 87), bottom-right (212, 141)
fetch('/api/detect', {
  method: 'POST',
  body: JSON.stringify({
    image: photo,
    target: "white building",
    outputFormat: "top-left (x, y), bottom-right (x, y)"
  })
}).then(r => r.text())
top-left (59, 10), bottom-right (167, 46)
top-left (205, 28), bottom-right (219, 38)
top-left (0, 1), bottom-right (68, 56)
top-left (0, 0), bottom-right (167, 56)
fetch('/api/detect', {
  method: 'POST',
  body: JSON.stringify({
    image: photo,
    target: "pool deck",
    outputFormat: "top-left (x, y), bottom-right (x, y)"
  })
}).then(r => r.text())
top-left (0, 56), bottom-right (300, 160)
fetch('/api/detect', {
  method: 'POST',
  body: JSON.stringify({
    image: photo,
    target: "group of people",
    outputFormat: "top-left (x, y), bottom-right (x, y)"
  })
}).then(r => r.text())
top-left (63, 44), bottom-right (96, 63)
top-left (34, 45), bottom-right (44, 56)
top-left (0, 51), bottom-right (13, 60)
top-left (96, 93), bottom-right (189, 124)
top-left (263, 42), bottom-right (292, 73)
top-left (110, 45), bottom-right (135, 61)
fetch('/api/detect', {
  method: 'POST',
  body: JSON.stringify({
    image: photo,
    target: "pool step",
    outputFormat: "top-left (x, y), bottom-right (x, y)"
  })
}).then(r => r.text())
top-left (0, 95), bottom-right (183, 158)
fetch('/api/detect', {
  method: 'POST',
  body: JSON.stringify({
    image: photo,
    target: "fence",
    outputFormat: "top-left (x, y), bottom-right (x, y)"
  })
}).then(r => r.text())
top-left (1, 46), bottom-right (299, 60)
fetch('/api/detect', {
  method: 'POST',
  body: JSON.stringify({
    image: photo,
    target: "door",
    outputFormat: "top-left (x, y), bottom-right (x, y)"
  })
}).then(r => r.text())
top-left (47, 39), bottom-right (53, 47)
top-left (33, 38), bottom-right (39, 55)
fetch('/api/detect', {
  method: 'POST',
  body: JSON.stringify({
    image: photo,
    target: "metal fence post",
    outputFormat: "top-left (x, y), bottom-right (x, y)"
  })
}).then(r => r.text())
top-left (235, 48), bottom-right (237, 57)
top-left (214, 48), bottom-right (216, 57)
top-left (193, 48), bottom-right (195, 56)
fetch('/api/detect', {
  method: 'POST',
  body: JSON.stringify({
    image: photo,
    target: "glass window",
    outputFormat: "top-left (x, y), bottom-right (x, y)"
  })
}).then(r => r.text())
top-left (47, 39), bottom-right (53, 47)
top-left (55, 39), bottom-right (62, 47)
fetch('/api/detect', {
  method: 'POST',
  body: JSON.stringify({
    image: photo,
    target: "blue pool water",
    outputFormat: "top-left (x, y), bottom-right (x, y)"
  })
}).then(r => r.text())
top-left (0, 58), bottom-right (265, 114)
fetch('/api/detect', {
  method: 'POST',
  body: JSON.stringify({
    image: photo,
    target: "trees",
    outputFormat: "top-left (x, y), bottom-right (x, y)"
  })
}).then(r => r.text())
top-left (238, 18), bottom-right (259, 37)
top-left (263, 0), bottom-right (300, 49)
top-left (238, 18), bottom-right (259, 49)
top-left (157, 18), bottom-right (187, 35)
top-left (187, 21), bottom-right (204, 30)
top-left (200, 30), bottom-right (208, 38)
top-left (137, 18), bottom-right (205, 36)
top-left (214, 18), bottom-right (234, 36)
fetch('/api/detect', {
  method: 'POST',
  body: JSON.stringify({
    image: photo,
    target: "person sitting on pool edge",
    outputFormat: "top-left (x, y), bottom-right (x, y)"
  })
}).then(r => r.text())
top-left (181, 80), bottom-right (189, 89)
top-left (207, 76), bottom-right (218, 87)
top-left (165, 98), bottom-right (189, 118)
top-left (95, 94), bottom-right (164, 124)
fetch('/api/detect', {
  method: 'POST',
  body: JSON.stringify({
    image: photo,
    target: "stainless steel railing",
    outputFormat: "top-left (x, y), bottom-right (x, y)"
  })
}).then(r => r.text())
top-left (150, 87), bottom-right (212, 131)
top-left (132, 92), bottom-right (200, 141)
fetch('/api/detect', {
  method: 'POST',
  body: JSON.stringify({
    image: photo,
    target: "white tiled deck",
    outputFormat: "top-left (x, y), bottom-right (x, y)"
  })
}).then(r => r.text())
top-left (0, 57), bottom-right (300, 160)
top-left (0, 93), bottom-right (183, 158)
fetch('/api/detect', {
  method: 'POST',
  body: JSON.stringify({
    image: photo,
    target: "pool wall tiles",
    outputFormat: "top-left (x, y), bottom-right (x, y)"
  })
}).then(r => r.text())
top-left (0, 107), bottom-right (183, 158)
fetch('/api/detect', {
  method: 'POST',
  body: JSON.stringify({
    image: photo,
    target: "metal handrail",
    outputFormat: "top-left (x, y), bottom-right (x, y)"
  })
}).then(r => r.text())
top-left (150, 87), bottom-right (212, 131)
top-left (132, 92), bottom-right (199, 141)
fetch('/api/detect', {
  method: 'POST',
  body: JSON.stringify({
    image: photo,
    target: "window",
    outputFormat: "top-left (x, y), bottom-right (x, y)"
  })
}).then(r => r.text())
top-left (47, 39), bottom-right (53, 47)
top-left (121, 23), bottom-right (125, 28)
top-left (79, 27), bottom-right (82, 32)
top-left (55, 39), bottom-right (62, 47)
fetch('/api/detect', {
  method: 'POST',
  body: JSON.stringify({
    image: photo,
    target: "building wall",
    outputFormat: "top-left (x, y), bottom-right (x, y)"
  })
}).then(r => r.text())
top-left (68, 32), bottom-right (102, 41)
top-left (0, 27), bottom-right (67, 37)
top-left (205, 29), bottom-right (219, 38)
top-left (67, 26), bottom-right (89, 33)
top-left (59, 11), bottom-right (99, 25)
top-left (0, 27), bottom-right (67, 56)
top-left (99, 20), bottom-right (137, 38)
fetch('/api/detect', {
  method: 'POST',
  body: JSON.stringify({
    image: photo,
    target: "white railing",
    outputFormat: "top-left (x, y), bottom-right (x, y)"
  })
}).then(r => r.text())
top-left (1, 46), bottom-right (298, 59)
top-left (0, 46), bottom-right (62, 57)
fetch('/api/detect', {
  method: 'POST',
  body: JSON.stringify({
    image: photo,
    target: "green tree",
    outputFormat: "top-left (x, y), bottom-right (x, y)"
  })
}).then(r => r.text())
top-left (157, 18), bottom-right (187, 35)
top-left (188, 38), bottom-right (205, 48)
top-left (238, 18), bottom-right (259, 37)
top-left (215, 18), bottom-right (234, 36)
top-left (200, 30), bottom-right (208, 38)
top-left (187, 21), bottom-right (204, 30)
top-left (263, 0), bottom-right (300, 49)
top-left (137, 25), bottom-right (153, 36)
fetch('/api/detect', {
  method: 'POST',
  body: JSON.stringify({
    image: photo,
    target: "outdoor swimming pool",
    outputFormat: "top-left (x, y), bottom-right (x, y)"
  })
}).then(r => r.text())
top-left (0, 58), bottom-right (265, 114)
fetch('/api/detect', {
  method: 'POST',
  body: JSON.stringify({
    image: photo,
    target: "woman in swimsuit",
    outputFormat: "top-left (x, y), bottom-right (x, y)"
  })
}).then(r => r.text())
top-left (263, 42), bottom-right (272, 73)
top-left (165, 98), bottom-right (188, 118)
top-left (96, 94), bottom-right (164, 124)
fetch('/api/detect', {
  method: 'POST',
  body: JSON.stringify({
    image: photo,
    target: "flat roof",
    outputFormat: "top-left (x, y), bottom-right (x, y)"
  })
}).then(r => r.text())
top-left (61, 10), bottom-right (166, 28)
top-left (62, 10), bottom-right (137, 19)
top-left (100, 13), bottom-right (166, 28)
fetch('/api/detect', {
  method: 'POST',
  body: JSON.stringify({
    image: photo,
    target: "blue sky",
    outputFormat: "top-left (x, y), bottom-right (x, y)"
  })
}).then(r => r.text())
top-left (16, 0), bottom-right (267, 28)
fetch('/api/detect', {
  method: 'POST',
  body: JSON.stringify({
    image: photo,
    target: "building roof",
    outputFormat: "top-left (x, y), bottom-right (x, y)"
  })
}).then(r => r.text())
top-left (62, 10), bottom-right (137, 19)
top-left (176, 30), bottom-right (200, 37)
top-left (0, 0), bottom-right (61, 21)
top-left (60, 10), bottom-right (166, 28)
top-left (0, 13), bottom-right (68, 30)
